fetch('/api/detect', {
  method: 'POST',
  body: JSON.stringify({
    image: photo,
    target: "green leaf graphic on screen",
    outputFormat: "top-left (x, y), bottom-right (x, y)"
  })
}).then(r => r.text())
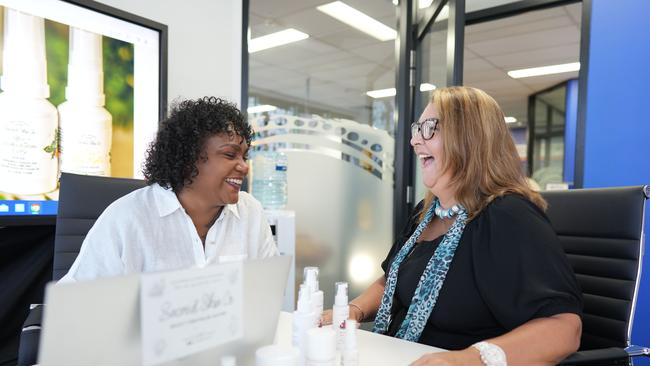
top-left (43, 127), bottom-right (60, 159)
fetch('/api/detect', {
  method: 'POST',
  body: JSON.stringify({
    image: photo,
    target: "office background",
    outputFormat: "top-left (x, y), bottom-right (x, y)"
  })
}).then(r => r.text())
top-left (0, 0), bottom-right (648, 365)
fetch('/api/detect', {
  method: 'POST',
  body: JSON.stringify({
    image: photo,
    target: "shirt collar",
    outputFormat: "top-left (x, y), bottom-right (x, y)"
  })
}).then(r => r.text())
top-left (153, 183), bottom-right (240, 220)
top-left (153, 183), bottom-right (183, 217)
top-left (223, 202), bottom-right (240, 220)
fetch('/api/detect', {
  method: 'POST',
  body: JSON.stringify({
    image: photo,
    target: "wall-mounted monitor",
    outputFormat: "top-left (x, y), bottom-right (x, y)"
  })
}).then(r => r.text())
top-left (0, 0), bottom-right (167, 225)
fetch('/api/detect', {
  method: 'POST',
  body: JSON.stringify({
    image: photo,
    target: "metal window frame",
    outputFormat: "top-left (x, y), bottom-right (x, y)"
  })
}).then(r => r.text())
top-left (527, 80), bottom-right (571, 175)
top-left (573, 0), bottom-right (592, 188)
top-left (64, 0), bottom-right (168, 123)
top-left (393, 0), bottom-right (417, 236)
top-left (393, 0), bottom-right (465, 238)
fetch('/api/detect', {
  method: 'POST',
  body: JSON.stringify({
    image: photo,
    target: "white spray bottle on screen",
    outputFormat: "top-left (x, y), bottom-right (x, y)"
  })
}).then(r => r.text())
top-left (332, 281), bottom-right (349, 351)
top-left (58, 27), bottom-right (112, 176)
top-left (304, 266), bottom-right (324, 325)
top-left (0, 9), bottom-right (58, 195)
top-left (293, 284), bottom-right (316, 365)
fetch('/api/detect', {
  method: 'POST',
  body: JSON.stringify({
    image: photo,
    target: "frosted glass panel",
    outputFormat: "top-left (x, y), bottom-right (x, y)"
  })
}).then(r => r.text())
top-left (250, 114), bottom-right (394, 305)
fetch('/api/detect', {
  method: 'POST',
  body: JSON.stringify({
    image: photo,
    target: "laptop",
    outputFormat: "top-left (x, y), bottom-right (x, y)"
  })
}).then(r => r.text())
top-left (38, 255), bottom-right (292, 366)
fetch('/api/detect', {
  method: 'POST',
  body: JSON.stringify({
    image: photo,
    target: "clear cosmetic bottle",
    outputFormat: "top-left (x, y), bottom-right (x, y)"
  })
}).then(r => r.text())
top-left (332, 282), bottom-right (349, 351)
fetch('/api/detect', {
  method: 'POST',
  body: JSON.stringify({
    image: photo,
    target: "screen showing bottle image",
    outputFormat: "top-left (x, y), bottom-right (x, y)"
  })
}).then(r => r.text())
top-left (0, 0), bottom-right (161, 217)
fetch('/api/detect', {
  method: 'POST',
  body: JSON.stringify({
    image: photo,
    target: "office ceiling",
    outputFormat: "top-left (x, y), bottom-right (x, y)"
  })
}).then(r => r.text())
top-left (249, 0), bottom-right (581, 126)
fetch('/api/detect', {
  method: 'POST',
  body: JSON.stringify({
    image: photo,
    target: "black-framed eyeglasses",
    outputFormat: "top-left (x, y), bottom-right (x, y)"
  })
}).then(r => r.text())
top-left (411, 118), bottom-right (439, 140)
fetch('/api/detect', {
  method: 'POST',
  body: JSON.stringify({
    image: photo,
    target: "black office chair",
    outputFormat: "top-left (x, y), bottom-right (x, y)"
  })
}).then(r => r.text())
top-left (51, 173), bottom-right (147, 280)
top-left (542, 186), bottom-right (650, 365)
top-left (17, 173), bottom-right (146, 366)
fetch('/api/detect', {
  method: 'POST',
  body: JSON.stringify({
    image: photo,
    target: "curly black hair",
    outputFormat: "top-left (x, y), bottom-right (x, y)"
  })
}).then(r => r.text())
top-left (143, 96), bottom-right (252, 192)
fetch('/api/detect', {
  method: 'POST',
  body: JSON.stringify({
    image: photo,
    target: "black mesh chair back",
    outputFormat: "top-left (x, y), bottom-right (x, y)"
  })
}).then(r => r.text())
top-left (53, 173), bottom-right (146, 281)
top-left (542, 186), bottom-right (648, 353)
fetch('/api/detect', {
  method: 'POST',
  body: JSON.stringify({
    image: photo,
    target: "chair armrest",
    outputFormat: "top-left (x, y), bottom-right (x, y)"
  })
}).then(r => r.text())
top-left (23, 304), bottom-right (44, 327)
top-left (17, 304), bottom-right (44, 366)
top-left (558, 347), bottom-right (630, 365)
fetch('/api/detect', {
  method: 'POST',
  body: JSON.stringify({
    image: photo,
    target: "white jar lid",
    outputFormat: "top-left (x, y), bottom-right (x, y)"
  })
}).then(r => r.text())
top-left (307, 327), bottom-right (336, 361)
top-left (255, 345), bottom-right (300, 366)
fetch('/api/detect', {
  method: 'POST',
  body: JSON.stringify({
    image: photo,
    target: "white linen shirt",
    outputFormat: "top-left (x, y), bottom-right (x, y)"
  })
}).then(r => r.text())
top-left (60, 183), bottom-right (278, 282)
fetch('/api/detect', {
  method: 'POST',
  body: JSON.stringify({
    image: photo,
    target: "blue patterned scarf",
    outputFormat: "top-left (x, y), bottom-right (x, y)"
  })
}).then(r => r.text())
top-left (373, 199), bottom-right (468, 341)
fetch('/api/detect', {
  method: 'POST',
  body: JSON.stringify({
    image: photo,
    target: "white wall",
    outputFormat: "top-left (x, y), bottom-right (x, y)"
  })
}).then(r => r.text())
top-left (96, 0), bottom-right (242, 107)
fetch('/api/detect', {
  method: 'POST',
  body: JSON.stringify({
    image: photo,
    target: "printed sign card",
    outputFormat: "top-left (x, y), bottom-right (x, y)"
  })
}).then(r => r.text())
top-left (140, 263), bottom-right (243, 365)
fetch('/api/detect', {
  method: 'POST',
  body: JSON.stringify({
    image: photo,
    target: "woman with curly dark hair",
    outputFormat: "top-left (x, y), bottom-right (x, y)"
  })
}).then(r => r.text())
top-left (61, 97), bottom-right (277, 282)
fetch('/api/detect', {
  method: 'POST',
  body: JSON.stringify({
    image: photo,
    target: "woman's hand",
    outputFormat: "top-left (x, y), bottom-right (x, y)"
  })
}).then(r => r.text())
top-left (409, 349), bottom-right (483, 366)
top-left (320, 309), bottom-right (333, 326)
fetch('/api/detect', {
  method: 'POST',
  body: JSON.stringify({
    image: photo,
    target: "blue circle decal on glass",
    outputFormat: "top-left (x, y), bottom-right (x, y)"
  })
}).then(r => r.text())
top-left (295, 119), bottom-right (305, 127)
top-left (371, 143), bottom-right (383, 152)
top-left (347, 132), bottom-right (359, 141)
top-left (308, 120), bottom-right (318, 128)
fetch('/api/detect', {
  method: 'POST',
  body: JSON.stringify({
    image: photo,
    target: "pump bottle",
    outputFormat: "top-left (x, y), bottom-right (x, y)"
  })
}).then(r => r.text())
top-left (332, 282), bottom-right (349, 351)
top-left (304, 267), bottom-right (324, 325)
top-left (341, 320), bottom-right (359, 366)
top-left (293, 284), bottom-right (316, 365)
top-left (0, 9), bottom-right (58, 195)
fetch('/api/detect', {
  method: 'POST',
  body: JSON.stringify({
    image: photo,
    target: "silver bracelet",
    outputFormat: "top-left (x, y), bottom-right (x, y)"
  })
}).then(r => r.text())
top-left (348, 302), bottom-right (365, 322)
top-left (472, 341), bottom-right (507, 366)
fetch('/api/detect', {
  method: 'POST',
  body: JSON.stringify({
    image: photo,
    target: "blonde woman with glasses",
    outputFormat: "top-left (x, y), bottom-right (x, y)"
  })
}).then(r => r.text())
top-left (323, 86), bottom-right (582, 366)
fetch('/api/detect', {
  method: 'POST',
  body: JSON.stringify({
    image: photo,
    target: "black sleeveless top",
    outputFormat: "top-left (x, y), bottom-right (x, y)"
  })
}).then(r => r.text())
top-left (381, 195), bottom-right (582, 350)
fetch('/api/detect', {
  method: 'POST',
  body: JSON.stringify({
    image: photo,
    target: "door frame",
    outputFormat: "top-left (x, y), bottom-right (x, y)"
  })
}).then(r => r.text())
top-left (392, 0), bottom-right (464, 238)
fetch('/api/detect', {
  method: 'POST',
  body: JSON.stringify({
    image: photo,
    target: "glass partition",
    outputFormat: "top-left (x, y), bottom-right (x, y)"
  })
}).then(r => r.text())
top-left (529, 83), bottom-right (568, 189)
top-left (248, 0), bottom-right (397, 306)
top-left (414, 8), bottom-right (449, 204)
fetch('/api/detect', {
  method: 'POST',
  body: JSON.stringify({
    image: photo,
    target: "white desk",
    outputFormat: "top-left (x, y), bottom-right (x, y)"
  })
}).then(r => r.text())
top-left (273, 312), bottom-right (445, 365)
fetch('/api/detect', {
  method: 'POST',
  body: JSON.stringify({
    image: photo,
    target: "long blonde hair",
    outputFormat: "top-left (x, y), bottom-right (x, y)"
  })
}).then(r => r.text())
top-left (418, 86), bottom-right (546, 222)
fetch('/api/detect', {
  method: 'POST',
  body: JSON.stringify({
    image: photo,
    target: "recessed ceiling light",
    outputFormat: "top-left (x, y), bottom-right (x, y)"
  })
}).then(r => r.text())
top-left (420, 83), bottom-right (436, 92)
top-left (507, 62), bottom-right (580, 78)
top-left (247, 104), bottom-right (277, 114)
top-left (419, 0), bottom-right (433, 9)
top-left (317, 1), bottom-right (397, 41)
top-left (505, 116), bottom-right (517, 124)
top-left (392, 0), bottom-right (399, 4)
top-left (248, 29), bottom-right (309, 53)
top-left (366, 88), bottom-right (396, 98)
top-left (367, 83), bottom-right (436, 98)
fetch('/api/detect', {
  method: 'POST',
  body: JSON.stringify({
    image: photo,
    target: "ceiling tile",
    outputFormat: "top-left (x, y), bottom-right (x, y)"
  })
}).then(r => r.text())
top-left (250, 0), bottom-right (328, 20)
top-left (466, 16), bottom-right (576, 44)
top-left (347, 41), bottom-right (396, 63)
top-left (468, 26), bottom-right (580, 57)
top-left (249, 0), bottom-right (583, 116)
top-left (485, 43), bottom-right (580, 70)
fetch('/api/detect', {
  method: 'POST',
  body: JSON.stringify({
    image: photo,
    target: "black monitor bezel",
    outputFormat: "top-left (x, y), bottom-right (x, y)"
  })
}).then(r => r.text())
top-left (0, 0), bottom-right (168, 227)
